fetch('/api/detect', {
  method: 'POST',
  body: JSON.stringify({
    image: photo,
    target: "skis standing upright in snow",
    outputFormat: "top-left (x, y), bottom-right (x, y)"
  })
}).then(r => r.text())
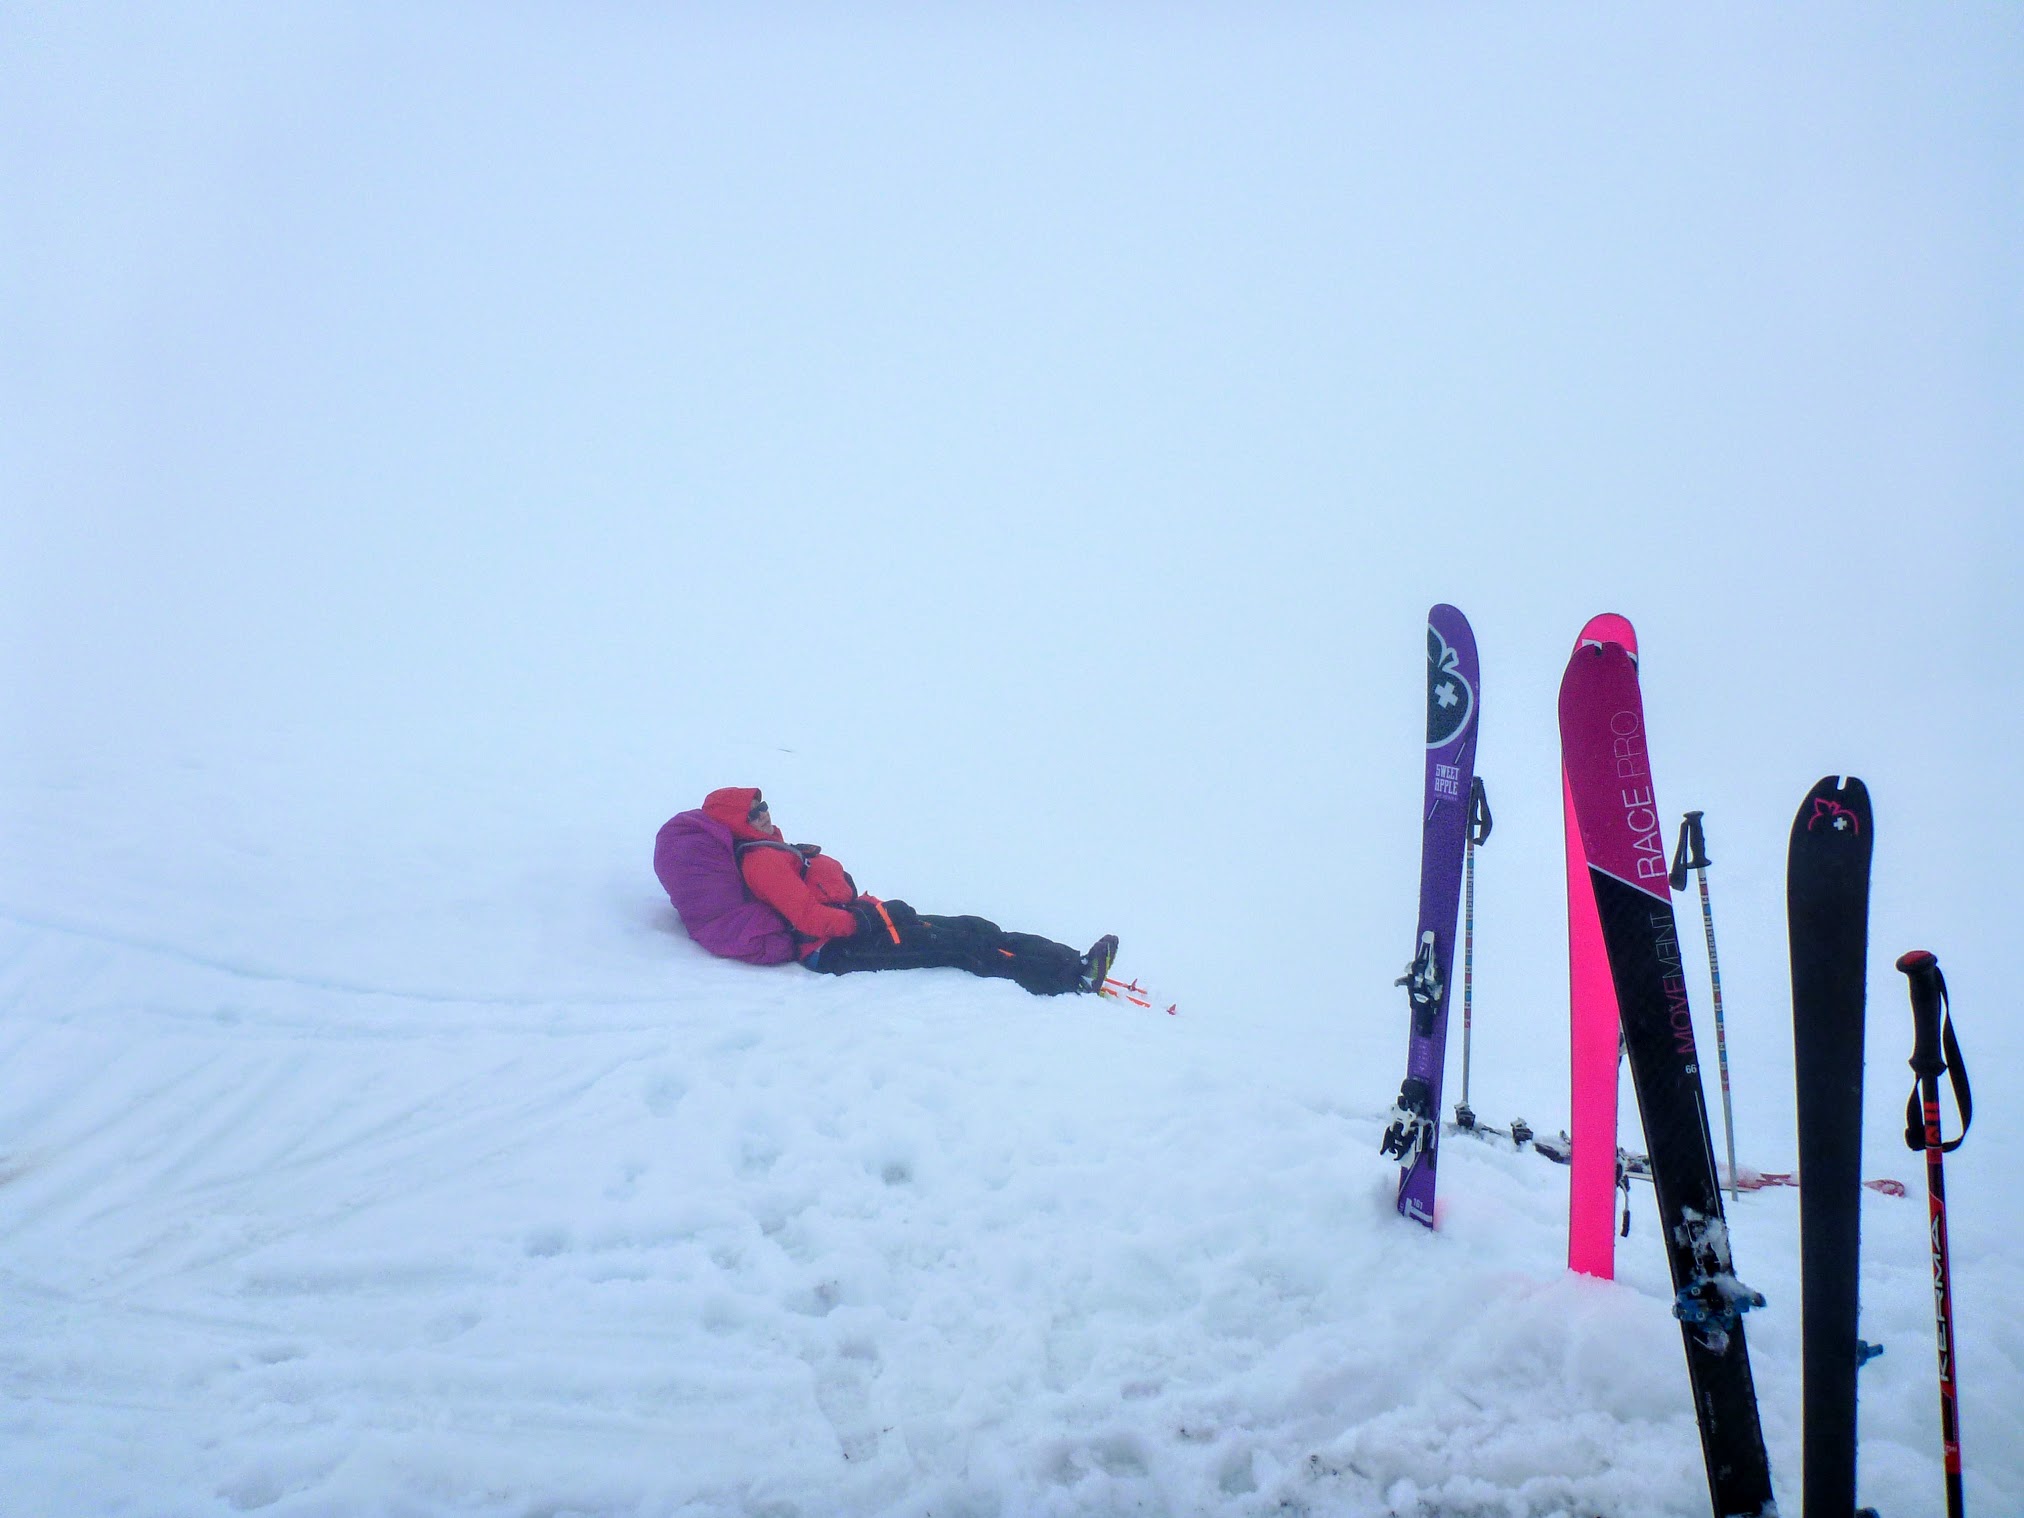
top-left (1788, 775), bottom-right (1878, 1518)
top-left (1565, 613), bottom-right (1637, 1278)
top-left (1560, 637), bottom-right (1775, 1517)
top-left (1380, 605), bottom-right (1482, 1228)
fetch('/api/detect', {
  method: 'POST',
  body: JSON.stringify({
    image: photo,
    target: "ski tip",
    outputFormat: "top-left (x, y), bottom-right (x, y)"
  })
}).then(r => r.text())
top-left (1572, 612), bottom-right (1638, 660)
top-left (1563, 636), bottom-right (1636, 681)
top-left (1795, 777), bottom-right (1870, 842)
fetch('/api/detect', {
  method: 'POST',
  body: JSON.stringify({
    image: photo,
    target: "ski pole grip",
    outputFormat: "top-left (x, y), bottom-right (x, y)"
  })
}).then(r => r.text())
top-left (1897, 949), bottom-right (1946, 1077)
top-left (1667, 811), bottom-right (1710, 892)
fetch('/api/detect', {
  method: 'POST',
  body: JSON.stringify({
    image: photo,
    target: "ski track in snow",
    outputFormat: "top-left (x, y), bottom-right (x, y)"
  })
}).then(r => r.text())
top-left (2, 914), bottom-right (2018, 1518)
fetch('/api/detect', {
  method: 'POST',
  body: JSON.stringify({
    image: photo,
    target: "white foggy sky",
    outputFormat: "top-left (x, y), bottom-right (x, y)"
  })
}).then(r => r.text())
top-left (4, 5), bottom-right (2020, 1162)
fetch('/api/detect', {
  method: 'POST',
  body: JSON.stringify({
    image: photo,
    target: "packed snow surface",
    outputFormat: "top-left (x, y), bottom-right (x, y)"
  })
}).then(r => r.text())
top-left (1, 757), bottom-right (2017, 1516)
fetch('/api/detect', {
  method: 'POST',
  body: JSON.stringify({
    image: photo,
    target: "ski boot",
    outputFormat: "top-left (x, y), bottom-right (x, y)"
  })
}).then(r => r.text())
top-left (1079, 935), bottom-right (1119, 994)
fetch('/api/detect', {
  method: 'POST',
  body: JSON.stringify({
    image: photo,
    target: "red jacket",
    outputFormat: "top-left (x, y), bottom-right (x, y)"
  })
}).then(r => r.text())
top-left (701, 787), bottom-right (859, 958)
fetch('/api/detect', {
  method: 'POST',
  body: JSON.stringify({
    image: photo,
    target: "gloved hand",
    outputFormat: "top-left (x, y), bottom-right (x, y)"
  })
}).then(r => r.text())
top-left (850, 900), bottom-right (893, 941)
top-left (880, 899), bottom-right (917, 926)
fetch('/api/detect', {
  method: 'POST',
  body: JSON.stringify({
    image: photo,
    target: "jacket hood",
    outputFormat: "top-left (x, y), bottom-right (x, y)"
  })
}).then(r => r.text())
top-left (702, 786), bottom-right (781, 843)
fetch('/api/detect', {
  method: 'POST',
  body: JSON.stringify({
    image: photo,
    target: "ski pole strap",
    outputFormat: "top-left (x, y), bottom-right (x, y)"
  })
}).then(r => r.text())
top-left (1904, 1013), bottom-right (1971, 1153)
top-left (1468, 776), bottom-right (1492, 846)
top-left (1667, 810), bottom-right (1709, 892)
top-left (1898, 951), bottom-right (1972, 1152)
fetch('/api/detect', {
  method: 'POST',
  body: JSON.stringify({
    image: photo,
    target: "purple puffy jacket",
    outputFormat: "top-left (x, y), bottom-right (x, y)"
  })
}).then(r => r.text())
top-left (654, 810), bottom-right (798, 965)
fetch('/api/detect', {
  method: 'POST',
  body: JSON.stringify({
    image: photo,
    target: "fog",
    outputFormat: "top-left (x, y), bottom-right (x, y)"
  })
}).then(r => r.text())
top-left (6, 0), bottom-right (2020, 1244)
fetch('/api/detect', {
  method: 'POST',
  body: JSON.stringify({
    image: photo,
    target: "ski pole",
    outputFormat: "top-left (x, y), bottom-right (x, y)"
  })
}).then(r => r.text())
top-left (1897, 949), bottom-right (1971, 1518)
top-left (1455, 777), bottom-right (1492, 1127)
top-left (1670, 811), bottom-right (1739, 1201)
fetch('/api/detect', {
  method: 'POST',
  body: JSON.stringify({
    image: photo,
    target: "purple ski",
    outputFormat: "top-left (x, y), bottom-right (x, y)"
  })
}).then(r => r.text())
top-left (1380, 604), bottom-right (1482, 1227)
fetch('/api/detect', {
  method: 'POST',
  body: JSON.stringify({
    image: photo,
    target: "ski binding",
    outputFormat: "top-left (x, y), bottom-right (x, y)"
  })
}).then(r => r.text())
top-left (1396, 930), bottom-right (1443, 1035)
top-left (1381, 1076), bottom-right (1435, 1163)
top-left (1448, 1107), bottom-right (1535, 1150)
top-left (1669, 1208), bottom-right (1767, 1352)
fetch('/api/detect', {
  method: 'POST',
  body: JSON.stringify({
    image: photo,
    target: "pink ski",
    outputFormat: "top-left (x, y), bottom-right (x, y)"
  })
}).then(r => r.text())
top-left (1565, 613), bottom-right (1636, 1278)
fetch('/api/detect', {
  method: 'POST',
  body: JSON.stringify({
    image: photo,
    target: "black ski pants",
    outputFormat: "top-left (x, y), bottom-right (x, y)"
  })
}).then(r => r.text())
top-left (808, 913), bottom-right (1084, 996)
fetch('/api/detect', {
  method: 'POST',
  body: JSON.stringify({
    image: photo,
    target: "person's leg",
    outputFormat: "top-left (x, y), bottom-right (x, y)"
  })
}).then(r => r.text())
top-left (914, 916), bottom-right (1083, 996)
top-left (811, 914), bottom-right (1085, 996)
top-left (807, 927), bottom-right (967, 978)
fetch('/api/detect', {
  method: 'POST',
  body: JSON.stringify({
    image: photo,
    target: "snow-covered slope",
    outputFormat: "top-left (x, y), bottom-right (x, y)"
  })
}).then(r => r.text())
top-left (3, 841), bottom-right (2016, 1515)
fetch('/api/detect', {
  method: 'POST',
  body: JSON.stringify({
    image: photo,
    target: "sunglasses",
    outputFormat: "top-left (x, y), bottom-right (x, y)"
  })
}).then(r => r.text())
top-left (748, 799), bottom-right (770, 818)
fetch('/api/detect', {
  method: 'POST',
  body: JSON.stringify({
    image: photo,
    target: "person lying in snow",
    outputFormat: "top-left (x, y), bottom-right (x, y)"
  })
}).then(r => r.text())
top-left (655, 786), bottom-right (1117, 997)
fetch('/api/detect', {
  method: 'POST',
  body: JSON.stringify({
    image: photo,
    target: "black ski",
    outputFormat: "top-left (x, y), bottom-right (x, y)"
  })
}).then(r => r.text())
top-left (1789, 776), bottom-right (1877, 1518)
top-left (1560, 639), bottom-right (1775, 1517)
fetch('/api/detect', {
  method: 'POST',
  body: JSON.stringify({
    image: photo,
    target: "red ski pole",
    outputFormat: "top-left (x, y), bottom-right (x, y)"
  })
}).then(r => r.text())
top-left (1898, 949), bottom-right (1972, 1518)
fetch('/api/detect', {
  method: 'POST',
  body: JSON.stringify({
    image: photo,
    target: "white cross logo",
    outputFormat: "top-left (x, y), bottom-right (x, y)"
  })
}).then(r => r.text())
top-left (1435, 681), bottom-right (1459, 710)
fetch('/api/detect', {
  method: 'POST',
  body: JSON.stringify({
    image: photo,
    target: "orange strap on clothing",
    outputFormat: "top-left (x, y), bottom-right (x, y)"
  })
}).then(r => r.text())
top-left (863, 896), bottom-right (901, 945)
